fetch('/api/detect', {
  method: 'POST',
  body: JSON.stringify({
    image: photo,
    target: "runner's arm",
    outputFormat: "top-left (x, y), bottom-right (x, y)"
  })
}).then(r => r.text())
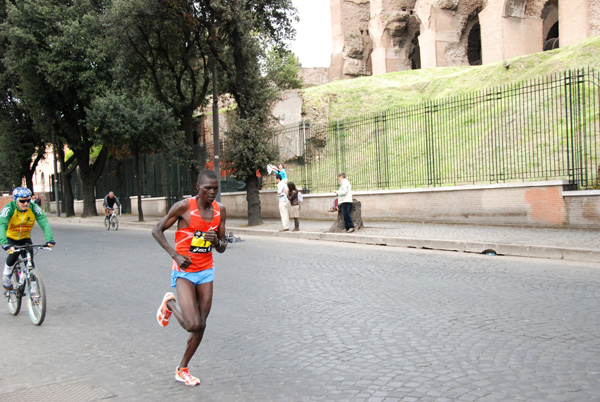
top-left (152, 200), bottom-right (192, 269)
top-left (214, 203), bottom-right (227, 254)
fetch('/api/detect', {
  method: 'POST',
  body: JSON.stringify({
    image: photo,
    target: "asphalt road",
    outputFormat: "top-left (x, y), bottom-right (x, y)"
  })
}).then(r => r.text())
top-left (1, 222), bottom-right (599, 401)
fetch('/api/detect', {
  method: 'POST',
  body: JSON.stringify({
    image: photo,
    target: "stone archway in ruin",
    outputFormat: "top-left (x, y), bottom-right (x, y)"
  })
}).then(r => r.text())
top-left (479, 0), bottom-right (546, 64)
top-left (369, 1), bottom-right (420, 74)
top-left (542, 1), bottom-right (559, 50)
top-left (409, 31), bottom-right (421, 69)
top-left (467, 20), bottom-right (482, 65)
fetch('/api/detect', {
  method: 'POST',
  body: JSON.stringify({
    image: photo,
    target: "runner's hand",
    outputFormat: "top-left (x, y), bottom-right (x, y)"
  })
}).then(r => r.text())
top-left (174, 254), bottom-right (192, 270)
top-left (2, 244), bottom-right (14, 254)
top-left (203, 231), bottom-right (219, 244)
top-left (45, 241), bottom-right (56, 248)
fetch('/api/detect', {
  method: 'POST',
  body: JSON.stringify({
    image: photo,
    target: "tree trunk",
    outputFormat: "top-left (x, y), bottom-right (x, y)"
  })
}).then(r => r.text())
top-left (62, 170), bottom-right (75, 216)
top-left (135, 153), bottom-right (144, 221)
top-left (58, 146), bottom-right (76, 216)
top-left (246, 175), bottom-right (262, 226)
top-left (80, 177), bottom-right (97, 217)
top-left (79, 146), bottom-right (108, 217)
top-left (182, 110), bottom-right (201, 179)
top-left (25, 152), bottom-right (43, 192)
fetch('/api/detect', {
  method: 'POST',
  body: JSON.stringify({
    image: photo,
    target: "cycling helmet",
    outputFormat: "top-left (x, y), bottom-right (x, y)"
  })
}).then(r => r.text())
top-left (12, 186), bottom-right (32, 201)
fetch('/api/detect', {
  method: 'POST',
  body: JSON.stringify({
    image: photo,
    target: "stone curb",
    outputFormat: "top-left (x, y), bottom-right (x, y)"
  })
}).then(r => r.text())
top-left (228, 227), bottom-right (600, 264)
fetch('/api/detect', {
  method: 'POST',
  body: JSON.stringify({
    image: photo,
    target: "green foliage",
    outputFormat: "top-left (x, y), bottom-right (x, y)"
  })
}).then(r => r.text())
top-left (1, 0), bottom-right (117, 215)
top-left (87, 91), bottom-right (180, 156)
top-left (204, 0), bottom-right (296, 181)
top-left (264, 47), bottom-right (303, 90)
top-left (225, 114), bottom-right (278, 179)
top-left (109, 0), bottom-right (212, 151)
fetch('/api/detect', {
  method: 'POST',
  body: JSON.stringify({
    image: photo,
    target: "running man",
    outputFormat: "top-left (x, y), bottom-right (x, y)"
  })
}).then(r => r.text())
top-left (152, 169), bottom-right (227, 386)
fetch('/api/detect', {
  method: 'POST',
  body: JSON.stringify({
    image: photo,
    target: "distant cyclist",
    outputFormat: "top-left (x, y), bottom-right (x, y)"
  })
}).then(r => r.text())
top-left (103, 191), bottom-right (121, 216)
top-left (1, 187), bottom-right (55, 290)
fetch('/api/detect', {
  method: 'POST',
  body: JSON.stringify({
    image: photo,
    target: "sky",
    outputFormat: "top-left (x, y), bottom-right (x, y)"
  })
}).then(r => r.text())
top-left (290, 0), bottom-right (333, 68)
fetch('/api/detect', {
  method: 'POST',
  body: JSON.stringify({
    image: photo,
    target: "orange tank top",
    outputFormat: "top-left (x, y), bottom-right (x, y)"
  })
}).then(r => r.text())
top-left (172, 198), bottom-right (221, 272)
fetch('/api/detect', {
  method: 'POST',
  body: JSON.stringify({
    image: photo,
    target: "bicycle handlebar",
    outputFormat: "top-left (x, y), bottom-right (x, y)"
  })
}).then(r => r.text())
top-left (10, 244), bottom-right (52, 251)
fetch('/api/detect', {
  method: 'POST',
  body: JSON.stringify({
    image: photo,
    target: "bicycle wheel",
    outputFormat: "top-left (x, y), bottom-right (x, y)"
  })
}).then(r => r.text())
top-left (112, 215), bottom-right (119, 231)
top-left (105, 215), bottom-right (110, 229)
top-left (27, 269), bottom-right (46, 325)
top-left (6, 267), bottom-right (21, 315)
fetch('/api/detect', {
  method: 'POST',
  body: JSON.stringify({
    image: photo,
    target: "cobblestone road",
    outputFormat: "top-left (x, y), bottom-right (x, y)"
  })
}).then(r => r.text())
top-left (1, 222), bottom-right (599, 401)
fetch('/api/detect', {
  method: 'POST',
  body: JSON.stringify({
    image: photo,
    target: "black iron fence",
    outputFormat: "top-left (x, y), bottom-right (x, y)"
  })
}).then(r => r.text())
top-left (63, 145), bottom-right (207, 213)
top-left (265, 68), bottom-right (599, 193)
top-left (61, 68), bottom-right (600, 207)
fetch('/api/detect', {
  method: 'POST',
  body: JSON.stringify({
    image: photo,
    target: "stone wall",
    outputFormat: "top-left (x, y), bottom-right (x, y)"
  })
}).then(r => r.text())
top-left (329, 0), bottom-right (599, 80)
top-left (221, 181), bottom-right (600, 229)
top-left (298, 67), bottom-right (330, 87)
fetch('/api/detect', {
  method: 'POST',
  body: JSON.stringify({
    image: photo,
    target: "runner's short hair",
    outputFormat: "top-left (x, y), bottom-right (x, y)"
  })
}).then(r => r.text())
top-left (198, 169), bottom-right (218, 183)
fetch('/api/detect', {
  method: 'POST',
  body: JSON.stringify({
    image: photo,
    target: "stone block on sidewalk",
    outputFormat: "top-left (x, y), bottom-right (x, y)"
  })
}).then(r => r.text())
top-left (328, 199), bottom-right (364, 233)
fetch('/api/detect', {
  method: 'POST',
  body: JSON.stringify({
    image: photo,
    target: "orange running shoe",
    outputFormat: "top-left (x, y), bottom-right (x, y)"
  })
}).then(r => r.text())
top-left (156, 292), bottom-right (175, 327)
top-left (175, 366), bottom-right (200, 386)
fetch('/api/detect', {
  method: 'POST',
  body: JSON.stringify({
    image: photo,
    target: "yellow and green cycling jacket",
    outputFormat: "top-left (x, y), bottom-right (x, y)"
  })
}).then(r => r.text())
top-left (0, 201), bottom-right (54, 245)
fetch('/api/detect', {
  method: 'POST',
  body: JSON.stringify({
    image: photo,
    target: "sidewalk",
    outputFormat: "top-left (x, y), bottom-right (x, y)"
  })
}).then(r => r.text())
top-left (47, 214), bottom-right (600, 263)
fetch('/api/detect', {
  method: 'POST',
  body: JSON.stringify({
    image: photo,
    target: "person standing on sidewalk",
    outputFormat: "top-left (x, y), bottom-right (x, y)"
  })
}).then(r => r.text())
top-left (287, 181), bottom-right (300, 232)
top-left (335, 173), bottom-right (356, 233)
top-left (276, 174), bottom-right (290, 231)
top-left (152, 169), bottom-right (227, 386)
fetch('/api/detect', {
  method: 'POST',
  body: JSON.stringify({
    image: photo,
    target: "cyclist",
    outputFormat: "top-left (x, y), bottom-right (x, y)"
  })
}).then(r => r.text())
top-left (103, 191), bottom-right (121, 216)
top-left (1, 187), bottom-right (55, 290)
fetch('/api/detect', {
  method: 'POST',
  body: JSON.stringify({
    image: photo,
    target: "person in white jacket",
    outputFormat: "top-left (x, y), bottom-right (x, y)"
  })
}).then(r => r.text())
top-left (334, 173), bottom-right (356, 233)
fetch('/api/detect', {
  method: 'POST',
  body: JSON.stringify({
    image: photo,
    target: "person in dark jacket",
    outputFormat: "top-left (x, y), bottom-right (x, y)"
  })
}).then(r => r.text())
top-left (287, 181), bottom-right (300, 232)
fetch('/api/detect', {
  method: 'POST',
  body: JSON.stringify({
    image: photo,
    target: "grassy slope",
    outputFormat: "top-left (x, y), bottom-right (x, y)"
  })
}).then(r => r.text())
top-left (302, 36), bottom-right (600, 122)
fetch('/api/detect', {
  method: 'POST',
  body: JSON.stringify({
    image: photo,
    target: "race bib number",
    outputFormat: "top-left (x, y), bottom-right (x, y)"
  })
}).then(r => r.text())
top-left (189, 230), bottom-right (212, 253)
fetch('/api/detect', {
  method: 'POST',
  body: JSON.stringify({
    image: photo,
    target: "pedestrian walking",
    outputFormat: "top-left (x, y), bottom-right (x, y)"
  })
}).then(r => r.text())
top-left (335, 173), bottom-right (355, 233)
top-left (152, 169), bottom-right (228, 386)
top-left (276, 174), bottom-right (290, 231)
top-left (287, 181), bottom-right (300, 232)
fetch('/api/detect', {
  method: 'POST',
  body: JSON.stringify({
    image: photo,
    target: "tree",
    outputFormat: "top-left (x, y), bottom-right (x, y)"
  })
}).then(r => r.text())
top-left (87, 91), bottom-right (180, 221)
top-left (2, 0), bottom-right (115, 217)
top-left (0, 0), bottom-right (48, 191)
top-left (201, 0), bottom-right (297, 225)
top-left (264, 47), bottom-right (303, 91)
top-left (109, 0), bottom-right (211, 173)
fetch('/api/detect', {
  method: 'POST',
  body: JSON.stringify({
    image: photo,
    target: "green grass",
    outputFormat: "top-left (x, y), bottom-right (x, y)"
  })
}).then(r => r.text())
top-left (273, 37), bottom-right (600, 192)
top-left (301, 36), bottom-right (600, 121)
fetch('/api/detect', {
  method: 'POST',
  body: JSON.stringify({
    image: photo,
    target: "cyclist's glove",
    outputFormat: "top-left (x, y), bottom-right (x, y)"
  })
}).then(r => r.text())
top-left (2, 244), bottom-right (11, 251)
top-left (45, 241), bottom-right (56, 247)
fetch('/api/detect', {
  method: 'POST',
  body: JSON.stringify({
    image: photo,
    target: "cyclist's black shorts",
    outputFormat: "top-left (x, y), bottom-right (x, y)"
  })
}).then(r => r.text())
top-left (6, 238), bottom-right (33, 267)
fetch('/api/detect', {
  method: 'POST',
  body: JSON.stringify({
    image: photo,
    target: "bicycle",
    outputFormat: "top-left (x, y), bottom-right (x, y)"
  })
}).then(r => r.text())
top-left (4, 244), bottom-right (50, 325)
top-left (104, 206), bottom-right (120, 231)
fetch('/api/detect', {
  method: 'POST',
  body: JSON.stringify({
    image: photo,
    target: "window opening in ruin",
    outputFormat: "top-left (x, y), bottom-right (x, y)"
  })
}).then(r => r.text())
top-left (467, 22), bottom-right (482, 66)
top-left (542, 1), bottom-right (559, 51)
top-left (409, 32), bottom-right (421, 70)
top-left (544, 22), bottom-right (559, 50)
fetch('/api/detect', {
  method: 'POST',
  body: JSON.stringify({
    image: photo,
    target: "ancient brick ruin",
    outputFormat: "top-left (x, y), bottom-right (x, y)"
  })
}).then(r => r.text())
top-left (328, 0), bottom-right (599, 81)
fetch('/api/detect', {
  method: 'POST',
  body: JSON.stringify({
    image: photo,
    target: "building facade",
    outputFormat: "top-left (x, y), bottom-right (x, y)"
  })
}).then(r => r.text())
top-left (329, 0), bottom-right (599, 81)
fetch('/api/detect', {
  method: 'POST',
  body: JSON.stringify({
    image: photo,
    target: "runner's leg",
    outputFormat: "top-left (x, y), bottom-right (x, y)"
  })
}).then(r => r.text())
top-left (168, 279), bottom-right (213, 368)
